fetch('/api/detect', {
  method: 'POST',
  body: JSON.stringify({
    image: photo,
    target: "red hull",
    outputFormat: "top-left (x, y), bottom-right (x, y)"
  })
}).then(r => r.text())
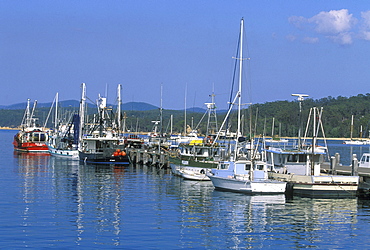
top-left (13, 129), bottom-right (50, 153)
top-left (13, 140), bottom-right (49, 152)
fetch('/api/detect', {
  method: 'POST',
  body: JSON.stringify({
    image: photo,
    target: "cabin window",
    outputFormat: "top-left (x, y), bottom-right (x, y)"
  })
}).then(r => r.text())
top-left (220, 163), bottom-right (229, 169)
top-left (245, 164), bottom-right (251, 170)
top-left (256, 164), bottom-right (264, 170)
top-left (367, 156), bottom-right (370, 163)
top-left (287, 154), bottom-right (297, 162)
top-left (287, 154), bottom-right (306, 163)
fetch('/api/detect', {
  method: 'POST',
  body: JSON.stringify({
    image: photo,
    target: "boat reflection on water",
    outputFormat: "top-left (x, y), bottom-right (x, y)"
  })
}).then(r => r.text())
top-left (15, 153), bottom-right (129, 245)
top-left (14, 151), bottom-right (50, 174)
top-left (211, 191), bottom-right (286, 235)
top-left (208, 191), bottom-right (359, 249)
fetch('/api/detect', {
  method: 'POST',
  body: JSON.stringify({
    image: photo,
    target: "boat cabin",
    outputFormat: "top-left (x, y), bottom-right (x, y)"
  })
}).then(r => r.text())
top-left (359, 153), bottom-right (370, 168)
top-left (211, 160), bottom-right (268, 181)
top-left (264, 146), bottom-right (326, 176)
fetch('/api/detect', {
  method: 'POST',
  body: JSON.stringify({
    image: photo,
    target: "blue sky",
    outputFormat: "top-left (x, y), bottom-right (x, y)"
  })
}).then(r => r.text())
top-left (1, 1), bottom-right (370, 110)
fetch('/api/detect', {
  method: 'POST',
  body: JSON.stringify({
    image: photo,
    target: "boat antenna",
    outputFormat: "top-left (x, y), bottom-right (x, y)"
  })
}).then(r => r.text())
top-left (291, 93), bottom-right (309, 149)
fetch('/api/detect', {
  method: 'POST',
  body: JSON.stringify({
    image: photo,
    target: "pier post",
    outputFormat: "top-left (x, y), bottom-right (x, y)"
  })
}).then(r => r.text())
top-left (334, 153), bottom-right (340, 174)
top-left (143, 152), bottom-right (149, 165)
top-left (136, 150), bottom-right (141, 164)
top-left (153, 153), bottom-right (158, 166)
top-left (330, 156), bottom-right (336, 174)
top-left (352, 154), bottom-right (359, 176)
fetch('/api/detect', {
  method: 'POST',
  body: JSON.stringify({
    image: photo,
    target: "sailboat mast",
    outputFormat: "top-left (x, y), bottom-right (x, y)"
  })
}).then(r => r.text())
top-left (234, 18), bottom-right (244, 156)
top-left (117, 84), bottom-right (122, 133)
top-left (271, 117), bottom-right (275, 138)
top-left (350, 114), bottom-right (354, 140)
top-left (237, 18), bottom-right (244, 140)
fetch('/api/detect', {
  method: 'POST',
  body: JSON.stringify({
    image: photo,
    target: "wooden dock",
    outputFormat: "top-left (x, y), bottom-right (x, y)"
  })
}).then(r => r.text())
top-left (127, 148), bottom-right (170, 169)
top-left (321, 153), bottom-right (370, 196)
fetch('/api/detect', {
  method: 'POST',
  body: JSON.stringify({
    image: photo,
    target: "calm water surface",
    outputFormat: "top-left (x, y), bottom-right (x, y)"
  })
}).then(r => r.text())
top-left (1, 130), bottom-right (370, 249)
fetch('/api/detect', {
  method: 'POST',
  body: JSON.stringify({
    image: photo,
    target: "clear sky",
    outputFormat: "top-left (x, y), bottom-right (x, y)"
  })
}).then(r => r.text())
top-left (1, 1), bottom-right (369, 110)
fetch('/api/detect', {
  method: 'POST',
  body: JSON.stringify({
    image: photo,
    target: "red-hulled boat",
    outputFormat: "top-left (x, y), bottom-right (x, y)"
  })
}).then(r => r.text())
top-left (13, 99), bottom-right (49, 153)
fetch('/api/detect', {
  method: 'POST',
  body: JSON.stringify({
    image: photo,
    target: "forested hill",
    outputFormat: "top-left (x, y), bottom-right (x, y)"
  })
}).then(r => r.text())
top-left (1, 94), bottom-right (370, 138)
top-left (252, 94), bottom-right (370, 138)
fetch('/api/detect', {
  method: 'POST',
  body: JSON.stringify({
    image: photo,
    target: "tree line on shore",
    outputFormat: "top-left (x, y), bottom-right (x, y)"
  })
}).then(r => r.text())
top-left (1, 93), bottom-right (370, 139)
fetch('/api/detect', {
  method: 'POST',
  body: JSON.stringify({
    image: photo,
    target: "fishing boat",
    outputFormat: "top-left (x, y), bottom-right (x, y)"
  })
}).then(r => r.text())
top-left (265, 97), bottom-right (359, 198)
top-left (47, 91), bottom-right (82, 160)
top-left (208, 160), bottom-right (286, 194)
top-left (79, 135), bottom-right (130, 164)
top-left (13, 99), bottom-right (49, 153)
top-left (170, 163), bottom-right (211, 181)
top-left (48, 113), bottom-right (80, 160)
top-left (79, 85), bottom-right (130, 165)
top-left (169, 96), bottom-right (227, 178)
top-left (207, 18), bottom-right (287, 194)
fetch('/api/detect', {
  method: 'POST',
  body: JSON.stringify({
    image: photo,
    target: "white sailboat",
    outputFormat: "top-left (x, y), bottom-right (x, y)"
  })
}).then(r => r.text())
top-left (207, 18), bottom-right (287, 194)
top-left (343, 115), bottom-right (370, 145)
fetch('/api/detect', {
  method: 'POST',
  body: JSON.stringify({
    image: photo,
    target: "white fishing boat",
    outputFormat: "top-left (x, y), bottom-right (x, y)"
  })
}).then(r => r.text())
top-left (170, 163), bottom-right (210, 181)
top-left (47, 86), bottom-right (87, 160)
top-left (207, 19), bottom-right (286, 194)
top-left (208, 160), bottom-right (286, 194)
top-left (265, 96), bottom-right (359, 198)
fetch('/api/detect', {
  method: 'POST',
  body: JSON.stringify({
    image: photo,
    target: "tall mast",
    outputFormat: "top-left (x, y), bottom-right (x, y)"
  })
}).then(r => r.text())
top-left (184, 84), bottom-right (187, 135)
top-left (234, 18), bottom-right (244, 155)
top-left (79, 83), bottom-right (86, 149)
top-left (350, 114), bottom-right (354, 140)
top-left (55, 92), bottom-right (58, 131)
top-left (117, 84), bottom-right (122, 133)
top-left (170, 114), bottom-right (173, 135)
top-left (22, 98), bottom-right (31, 128)
top-left (271, 117), bottom-right (275, 138)
top-left (206, 91), bottom-right (218, 136)
top-left (160, 83), bottom-right (163, 135)
top-left (237, 18), bottom-right (244, 140)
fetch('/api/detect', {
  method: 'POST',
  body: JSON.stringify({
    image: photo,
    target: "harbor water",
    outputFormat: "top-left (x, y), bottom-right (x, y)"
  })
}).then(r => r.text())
top-left (2, 129), bottom-right (370, 249)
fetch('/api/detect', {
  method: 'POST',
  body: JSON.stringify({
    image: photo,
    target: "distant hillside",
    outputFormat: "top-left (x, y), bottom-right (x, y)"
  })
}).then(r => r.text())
top-left (2, 94), bottom-right (370, 137)
top-left (0, 100), bottom-right (210, 112)
top-left (121, 102), bottom-right (158, 111)
top-left (0, 100), bottom-right (160, 111)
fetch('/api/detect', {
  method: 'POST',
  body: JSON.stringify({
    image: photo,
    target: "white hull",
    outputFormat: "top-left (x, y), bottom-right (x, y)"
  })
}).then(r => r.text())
top-left (208, 175), bottom-right (286, 194)
top-left (343, 140), bottom-right (370, 145)
top-left (170, 164), bottom-right (210, 181)
top-left (48, 145), bottom-right (79, 160)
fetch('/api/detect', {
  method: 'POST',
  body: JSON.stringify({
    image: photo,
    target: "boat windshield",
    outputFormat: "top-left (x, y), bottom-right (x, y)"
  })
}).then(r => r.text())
top-left (219, 163), bottom-right (229, 169)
